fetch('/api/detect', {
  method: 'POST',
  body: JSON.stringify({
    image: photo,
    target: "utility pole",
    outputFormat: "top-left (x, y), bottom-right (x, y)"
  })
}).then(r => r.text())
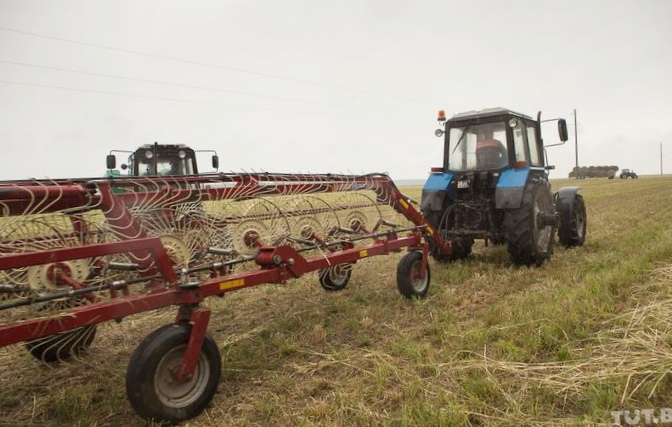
top-left (661, 142), bottom-right (663, 175)
top-left (572, 109), bottom-right (578, 179)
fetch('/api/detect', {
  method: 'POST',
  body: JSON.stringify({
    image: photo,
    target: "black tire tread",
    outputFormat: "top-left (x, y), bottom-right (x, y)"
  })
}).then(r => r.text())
top-left (558, 194), bottom-right (586, 247)
top-left (504, 179), bottom-right (555, 266)
top-left (125, 323), bottom-right (221, 424)
top-left (396, 251), bottom-right (430, 299)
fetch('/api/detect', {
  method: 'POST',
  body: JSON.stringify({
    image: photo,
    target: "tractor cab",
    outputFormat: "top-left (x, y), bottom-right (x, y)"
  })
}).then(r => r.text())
top-left (435, 108), bottom-right (562, 174)
top-left (106, 143), bottom-right (219, 177)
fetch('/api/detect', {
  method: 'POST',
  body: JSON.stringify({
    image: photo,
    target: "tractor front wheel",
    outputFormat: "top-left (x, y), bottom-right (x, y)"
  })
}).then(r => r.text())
top-left (126, 323), bottom-right (221, 424)
top-left (504, 180), bottom-right (556, 266)
top-left (396, 251), bottom-right (430, 299)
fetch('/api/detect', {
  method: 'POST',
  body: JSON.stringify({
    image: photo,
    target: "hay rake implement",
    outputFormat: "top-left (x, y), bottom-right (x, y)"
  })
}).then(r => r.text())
top-left (0, 172), bottom-right (450, 423)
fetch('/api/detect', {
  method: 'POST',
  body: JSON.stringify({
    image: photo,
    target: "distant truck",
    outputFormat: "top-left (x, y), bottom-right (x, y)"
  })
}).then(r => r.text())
top-left (620, 169), bottom-right (638, 179)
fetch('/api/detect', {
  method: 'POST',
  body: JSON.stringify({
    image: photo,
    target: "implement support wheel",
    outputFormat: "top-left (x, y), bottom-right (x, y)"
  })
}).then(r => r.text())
top-left (396, 251), bottom-right (430, 299)
top-left (126, 323), bottom-right (221, 424)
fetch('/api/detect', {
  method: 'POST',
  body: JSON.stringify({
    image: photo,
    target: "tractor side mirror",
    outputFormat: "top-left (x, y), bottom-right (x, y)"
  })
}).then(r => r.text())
top-left (212, 155), bottom-right (219, 170)
top-left (558, 119), bottom-right (569, 142)
top-left (106, 154), bottom-right (116, 169)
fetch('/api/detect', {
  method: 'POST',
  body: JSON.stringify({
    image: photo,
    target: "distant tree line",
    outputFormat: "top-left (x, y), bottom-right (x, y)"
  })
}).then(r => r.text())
top-left (568, 166), bottom-right (619, 179)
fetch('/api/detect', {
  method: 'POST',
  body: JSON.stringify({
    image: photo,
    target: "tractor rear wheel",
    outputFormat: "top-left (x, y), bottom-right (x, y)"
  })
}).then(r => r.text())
top-left (557, 194), bottom-right (586, 247)
top-left (126, 323), bottom-right (221, 424)
top-left (504, 180), bottom-right (556, 266)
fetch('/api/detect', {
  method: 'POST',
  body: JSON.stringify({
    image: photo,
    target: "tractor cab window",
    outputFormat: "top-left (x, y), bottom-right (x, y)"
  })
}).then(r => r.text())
top-left (511, 121), bottom-right (543, 167)
top-left (513, 127), bottom-right (527, 164)
top-left (447, 121), bottom-right (508, 172)
top-left (136, 156), bottom-right (195, 176)
top-left (526, 125), bottom-right (543, 166)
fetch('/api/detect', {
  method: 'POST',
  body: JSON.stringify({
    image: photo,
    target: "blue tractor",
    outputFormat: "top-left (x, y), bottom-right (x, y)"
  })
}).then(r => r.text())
top-left (421, 108), bottom-right (586, 266)
top-left (619, 169), bottom-right (638, 179)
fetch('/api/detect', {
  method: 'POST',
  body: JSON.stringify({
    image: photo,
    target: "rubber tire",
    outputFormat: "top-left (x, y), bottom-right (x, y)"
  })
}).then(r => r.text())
top-left (396, 251), bottom-right (430, 299)
top-left (126, 323), bottom-right (221, 424)
top-left (25, 325), bottom-right (97, 363)
top-left (318, 264), bottom-right (352, 291)
top-left (504, 180), bottom-right (556, 266)
top-left (558, 194), bottom-right (586, 247)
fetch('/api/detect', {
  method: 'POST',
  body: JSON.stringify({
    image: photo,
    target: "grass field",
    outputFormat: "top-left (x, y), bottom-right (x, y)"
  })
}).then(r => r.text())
top-left (1, 176), bottom-right (672, 426)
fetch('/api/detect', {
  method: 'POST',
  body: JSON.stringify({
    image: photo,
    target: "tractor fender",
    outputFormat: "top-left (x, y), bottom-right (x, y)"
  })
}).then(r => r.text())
top-left (421, 172), bottom-right (454, 211)
top-left (495, 168), bottom-right (530, 209)
top-left (554, 186), bottom-right (582, 218)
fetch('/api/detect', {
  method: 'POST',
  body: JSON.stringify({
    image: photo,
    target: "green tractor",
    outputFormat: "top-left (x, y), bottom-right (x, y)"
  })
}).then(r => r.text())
top-left (106, 143), bottom-right (219, 177)
top-left (421, 108), bottom-right (587, 266)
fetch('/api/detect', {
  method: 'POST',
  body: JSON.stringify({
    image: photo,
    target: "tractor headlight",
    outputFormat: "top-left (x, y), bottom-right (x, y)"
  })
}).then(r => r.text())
top-left (508, 118), bottom-right (518, 128)
top-left (434, 129), bottom-right (444, 137)
top-left (178, 150), bottom-right (187, 159)
top-left (144, 150), bottom-right (154, 159)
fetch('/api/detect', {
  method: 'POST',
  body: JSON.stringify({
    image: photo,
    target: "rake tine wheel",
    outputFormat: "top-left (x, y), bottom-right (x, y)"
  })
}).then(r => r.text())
top-left (0, 212), bottom-right (100, 361)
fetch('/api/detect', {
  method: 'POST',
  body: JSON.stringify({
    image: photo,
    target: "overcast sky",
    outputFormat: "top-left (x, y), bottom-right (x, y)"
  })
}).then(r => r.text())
top-left (0, 0), bottom-right (670, 181)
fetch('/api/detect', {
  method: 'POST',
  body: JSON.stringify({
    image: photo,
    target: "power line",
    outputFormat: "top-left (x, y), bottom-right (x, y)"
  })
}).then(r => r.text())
top-left (0, 78), bottom-right (424, 124)
top-left (0, 26), bottom-right (434, 107)
top-left (0, 59), bottom-right (425, 118)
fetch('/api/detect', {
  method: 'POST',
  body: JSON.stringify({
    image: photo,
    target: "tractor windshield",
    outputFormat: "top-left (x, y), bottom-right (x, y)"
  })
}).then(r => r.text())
top-left (136, 156), bottom-right (196, 176)
top-left (447, 121), bottom-right (508, 172)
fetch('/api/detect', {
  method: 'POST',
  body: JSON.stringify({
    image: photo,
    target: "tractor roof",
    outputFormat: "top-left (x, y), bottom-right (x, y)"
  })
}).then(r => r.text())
top-left (450, 107), bottom-right (533, 121)
top-left (138, 143), bottom-right (192, 149)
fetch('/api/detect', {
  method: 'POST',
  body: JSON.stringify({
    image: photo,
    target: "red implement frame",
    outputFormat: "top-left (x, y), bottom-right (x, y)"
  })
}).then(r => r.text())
top-left (0, 172), bottom-right (449, 415)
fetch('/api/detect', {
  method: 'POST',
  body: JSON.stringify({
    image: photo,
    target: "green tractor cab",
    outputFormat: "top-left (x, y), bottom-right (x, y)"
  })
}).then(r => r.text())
top-left (422, 107), bottom-right (586, 266)
top-left (106, 143), bottom-right (219, 177)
